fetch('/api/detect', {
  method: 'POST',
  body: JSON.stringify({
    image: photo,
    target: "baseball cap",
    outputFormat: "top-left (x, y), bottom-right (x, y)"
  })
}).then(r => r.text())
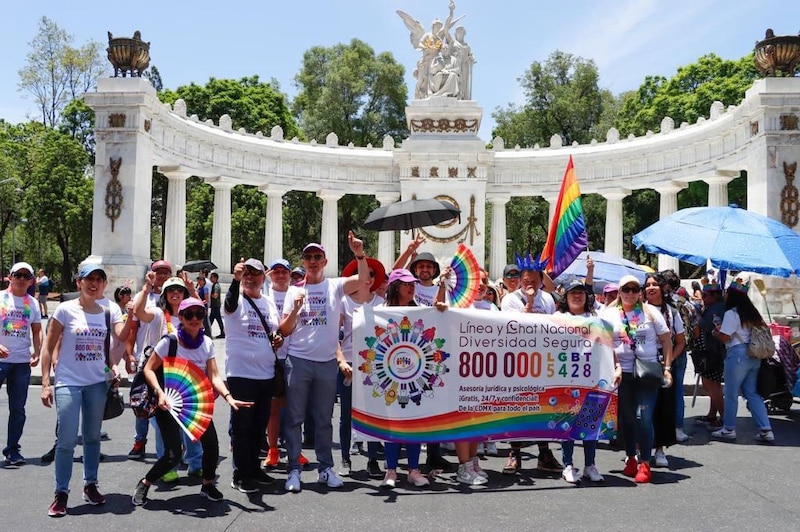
top-left (178, 297), bottom-right (205, 313)
top-left (291, 267), bottom-right (306, 277)
top-left (244, 258), bottom-right (265, 272)
top-left (10, 262), bottom-right (34, 276)
top-left (150, 259), bottom-right (172, 273)
top-left (618, 275), bottom-right (641, 289)
top-left (269, 259), bottom-right (291, 271)
top-left (388, 268), bottom-right (419, 284)
top-left (162, 277), bottom-right (188, 292)
top-left (603, 283), bottom-right (619, 294)
top-left (302, 243), bottom-right (326, 256)
top-left (503, 264), bottom-right (520, 276)
top-left (77, 263), bottom-right (107, 279)
top-left (564, 279), bottom-right (587, 293)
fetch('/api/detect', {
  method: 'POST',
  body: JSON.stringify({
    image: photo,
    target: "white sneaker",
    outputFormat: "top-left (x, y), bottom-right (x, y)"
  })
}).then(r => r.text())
top-left (407, 469), bottom-right (430, 487)
top-left (484, 442), bottom-right (498, 456)
top-left (380, 469), bottom-right (397, 488)
top-left (471, 456), bottom-right (488, 479)
top-left (583, 464), bottom-right (604, 482)
top-left (561, 464), bottom-right (580, 484)
top-left (442, 442), bottom-right (456, 452)
top-left (711, 428), bottom-right (737, 440)
top-left (317, 467), bottom-right (344, 488)
top-left (456, 462), bottom-right (488, 485)
top-left (476, 443), bottom-right (485, 456)
top-left (285, 469), bottom-right (302, 493)
top-left (654, 450), bottom-right (669, 468)
top-left (675, 428), bottom-right (690, 442)
top-left (755, 430), bottom-right (775, 443)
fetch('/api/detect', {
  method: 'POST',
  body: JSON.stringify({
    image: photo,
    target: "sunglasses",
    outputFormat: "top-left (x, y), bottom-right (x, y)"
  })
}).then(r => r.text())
top-left (504, 272), bottom-right (520, 279)
top-left (399, 281), bottom-right (416, 287)
top-left (244, 267), bottom-right (264, 276)
top-left (620, 285), bottom-right (641, 294)
top-left (302, 253), bottom-right (324, 261)
top-left (181, 309), bottom-right (206, 321)
top-left (11, 273), bottom-right (33, 280)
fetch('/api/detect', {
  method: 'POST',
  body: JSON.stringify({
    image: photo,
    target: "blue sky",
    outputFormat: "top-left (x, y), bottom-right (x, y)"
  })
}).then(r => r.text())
top-left (2, 0), bottom-right (798, 139)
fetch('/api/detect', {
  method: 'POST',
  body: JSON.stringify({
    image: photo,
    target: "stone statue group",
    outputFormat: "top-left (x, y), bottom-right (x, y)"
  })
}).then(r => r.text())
top-left (398, 1), bottom-right (475, 101)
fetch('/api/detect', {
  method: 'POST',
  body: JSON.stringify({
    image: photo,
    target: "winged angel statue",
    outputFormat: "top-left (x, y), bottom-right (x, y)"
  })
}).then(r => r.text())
top-left (397, 1), bottom-right (475, 100)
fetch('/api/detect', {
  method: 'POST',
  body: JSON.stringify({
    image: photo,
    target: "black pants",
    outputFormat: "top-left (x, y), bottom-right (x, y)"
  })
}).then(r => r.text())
top-left (145, 408), bottom-right (219, 483)
top-left (228, 376), bottom-right (274, 480)
top-left (209, 306), bottom-right (224, 335)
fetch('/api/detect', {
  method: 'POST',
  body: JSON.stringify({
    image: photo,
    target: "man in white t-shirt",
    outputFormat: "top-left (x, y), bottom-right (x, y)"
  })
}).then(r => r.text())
top-left (126, 259), bottom-right (171, 459)
top-left (1, 262), bottom-right (43, 466)
top-left (279, 232), bottom-right (370, 493)
top-left (499, 253), bottom-right (563, 475)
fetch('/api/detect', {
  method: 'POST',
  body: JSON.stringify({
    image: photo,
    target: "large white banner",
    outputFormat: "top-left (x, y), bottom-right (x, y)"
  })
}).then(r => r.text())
top-left (352, 307), bottom-right (618, 443)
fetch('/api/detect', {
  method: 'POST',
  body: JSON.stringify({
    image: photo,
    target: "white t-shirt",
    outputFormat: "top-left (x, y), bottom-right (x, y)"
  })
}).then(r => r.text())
top-left (720, 308), bottom-right (749, 347)
top-left (266, 286), bottom-right (289, 360)
top-left (414, 283), bottom-right (438, 307)
top-left (0, 290), bottom-right (42, 363)
top-left (52, 300), bottom-right (123, 387)
top-left (500, 289), bottom-right (556, 314)
top-left (341, 293), bottom-right (385, 363)
top-left (284, 278), bottom-right (346, 362)
top-left (601, 303), bottom-right (669, 372)
top-left (132, 290), bottom-right (165, 360)
top-left (471, 299), bottom-right (498, 312)
top-left (154, 333), bottom-right (214, 370)
top-left (223, 293), bottom-right (280, 379)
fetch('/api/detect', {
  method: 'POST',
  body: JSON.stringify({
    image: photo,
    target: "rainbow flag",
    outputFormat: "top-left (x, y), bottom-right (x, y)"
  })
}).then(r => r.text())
top-left (541, 155), bottom-right (588, 278)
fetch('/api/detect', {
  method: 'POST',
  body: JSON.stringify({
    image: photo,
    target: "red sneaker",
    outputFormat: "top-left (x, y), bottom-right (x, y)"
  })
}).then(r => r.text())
top-left (622, 456), bottom-right (638, 477)
top-left (263, 447), bottom-right (280, 468)
top-left (634, 462), bottom-right (651, 483)
top-left (298, 453), bottom-right (309, 466)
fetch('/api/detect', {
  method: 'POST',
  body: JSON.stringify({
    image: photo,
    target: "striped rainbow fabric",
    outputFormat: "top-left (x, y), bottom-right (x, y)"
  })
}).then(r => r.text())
top-left (541, 155), bottom-right (589, 278)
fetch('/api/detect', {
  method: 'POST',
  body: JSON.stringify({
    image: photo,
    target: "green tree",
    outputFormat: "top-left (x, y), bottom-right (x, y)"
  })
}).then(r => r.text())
top-left (293, 38), bottom-right (408, 147)
top-left (18, 16), bottom-right (105, 128)
top-left (492, 50), bottom-right (614, 147)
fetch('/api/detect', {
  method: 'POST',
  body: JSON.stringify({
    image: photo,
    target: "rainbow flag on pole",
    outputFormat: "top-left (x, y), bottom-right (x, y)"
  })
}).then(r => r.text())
top-left (541, 155), bottom-right (588, 278)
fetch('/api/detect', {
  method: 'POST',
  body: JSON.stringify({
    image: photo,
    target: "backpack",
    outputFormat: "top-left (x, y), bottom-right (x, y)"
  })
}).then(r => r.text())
top-left (746, 324), bottom-right (775, 360)
top-left (129, 334), bottom-right (177, 419)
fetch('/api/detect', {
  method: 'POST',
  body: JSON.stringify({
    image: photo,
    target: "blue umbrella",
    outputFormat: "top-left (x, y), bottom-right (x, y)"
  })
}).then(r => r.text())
top-left (632, 205), bottom-right (800, 278)
top-left (554, 250), bottom-right (647, 284)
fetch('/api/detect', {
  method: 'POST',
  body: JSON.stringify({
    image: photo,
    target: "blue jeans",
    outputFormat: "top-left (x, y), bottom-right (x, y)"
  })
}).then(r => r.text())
top-left (722, 344), bottom-right (772, 431)
top-left (54, 381), bottom-right (107, 493)
top-left (385, 443), bottom-right (421, 470)
top-left (134, 416), bottom-right (149, 443)
top-left (152, 416), bottom-right (203, 471)
top-left (618, 372), bottom-right (660, 462)
top-left (0, 362), bottom-right (31, 455)
top-left (673, 352), bottom-right (687, 429)
top-left (561, 439), bottom-right (597, 467)
top-left (337, 371), bottom-right (380, 461)
top-left (284, 356), bottom-right (338, 472)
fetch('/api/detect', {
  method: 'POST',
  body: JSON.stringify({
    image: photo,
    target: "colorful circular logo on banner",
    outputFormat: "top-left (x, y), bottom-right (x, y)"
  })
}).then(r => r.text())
top-left (357, 316), bottom-right (449, 409)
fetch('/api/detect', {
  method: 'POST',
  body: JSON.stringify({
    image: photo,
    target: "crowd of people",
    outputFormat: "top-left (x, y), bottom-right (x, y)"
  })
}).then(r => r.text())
top-left (0, 238), bottom-right (785, 517)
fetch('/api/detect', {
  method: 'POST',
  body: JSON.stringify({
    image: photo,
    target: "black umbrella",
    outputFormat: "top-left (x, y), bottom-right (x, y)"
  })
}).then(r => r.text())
top-left (363, 199), bottom-right (460, 232)
top-left (181, 259), bottom-right (217, 273)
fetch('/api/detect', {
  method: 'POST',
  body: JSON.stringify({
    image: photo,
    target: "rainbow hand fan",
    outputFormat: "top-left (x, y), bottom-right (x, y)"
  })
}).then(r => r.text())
top-left (443, 243), bottom-right (482, 308)
top-left (162, 357), bottom-right (215, 442)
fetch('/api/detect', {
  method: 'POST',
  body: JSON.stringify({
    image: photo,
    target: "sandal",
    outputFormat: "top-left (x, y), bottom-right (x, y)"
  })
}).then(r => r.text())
top-left (502, 450), bottom-right (521, 475)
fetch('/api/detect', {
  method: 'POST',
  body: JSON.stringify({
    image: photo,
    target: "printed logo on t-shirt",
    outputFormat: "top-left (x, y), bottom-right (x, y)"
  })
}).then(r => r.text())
top-left (246, 308), bottom-right (268, 339)
top-left (1, 308), bottom-right (30, 338)
top-left (74, 325), bottom-right (105, 362)
top-left (299, 292), bottom-right (328, 326)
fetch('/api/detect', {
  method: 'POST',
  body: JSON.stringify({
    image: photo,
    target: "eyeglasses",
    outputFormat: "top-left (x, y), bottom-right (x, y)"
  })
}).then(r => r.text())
top-left (11, 273), bottom-right (33, 280)
top-left (302, 253), bottom-right (324, 261)
top-left (182, 309), bottom-right (206, 321)
top-left (244, 267), bottom-right (264, 276)
top-left (620, 285), bottom-right (641, 294)
top-left (504, 272), bottom-right (520, 279)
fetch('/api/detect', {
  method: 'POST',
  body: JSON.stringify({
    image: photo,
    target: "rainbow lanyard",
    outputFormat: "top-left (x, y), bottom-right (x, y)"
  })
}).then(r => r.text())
top-left (618, 303), bottom-right (644, 349)
top-left (0, 290), bottom-right (32, 333)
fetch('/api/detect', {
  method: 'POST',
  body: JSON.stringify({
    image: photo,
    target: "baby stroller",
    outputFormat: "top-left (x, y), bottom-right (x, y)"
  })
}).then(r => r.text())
top-left (757, 336), bottom-right (800, 414)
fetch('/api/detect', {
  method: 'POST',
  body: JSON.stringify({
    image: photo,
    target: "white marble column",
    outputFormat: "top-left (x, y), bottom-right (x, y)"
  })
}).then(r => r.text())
top-left (261, 188), bottom-right (286, 264)
top-left (705, 173), bottom-right (735, 207)
top-left (375, 194), bottom-right (400, 268)
top-left (209, 179), bottom-right (234, 274)
top-left (160, 167), bottom-right (191, 267)
top-left (655, 181), bottom-right (687, 272)
top-left (601, 188), bottom-right (630, 258)
top-left (488, 195), bottom-right (510, 279)
top-left (317, 191), bottom-right (344, 277)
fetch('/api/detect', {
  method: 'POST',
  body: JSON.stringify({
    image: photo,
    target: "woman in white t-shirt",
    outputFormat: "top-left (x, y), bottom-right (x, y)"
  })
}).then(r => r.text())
top-left (39, 264), bottom-right (130, 517)
top-left (710, 280), bottom-right (774, 443)
top-left (132, 298), bottom-right (252, 505)
top-left (601, 274), bottom-right (673, 485)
